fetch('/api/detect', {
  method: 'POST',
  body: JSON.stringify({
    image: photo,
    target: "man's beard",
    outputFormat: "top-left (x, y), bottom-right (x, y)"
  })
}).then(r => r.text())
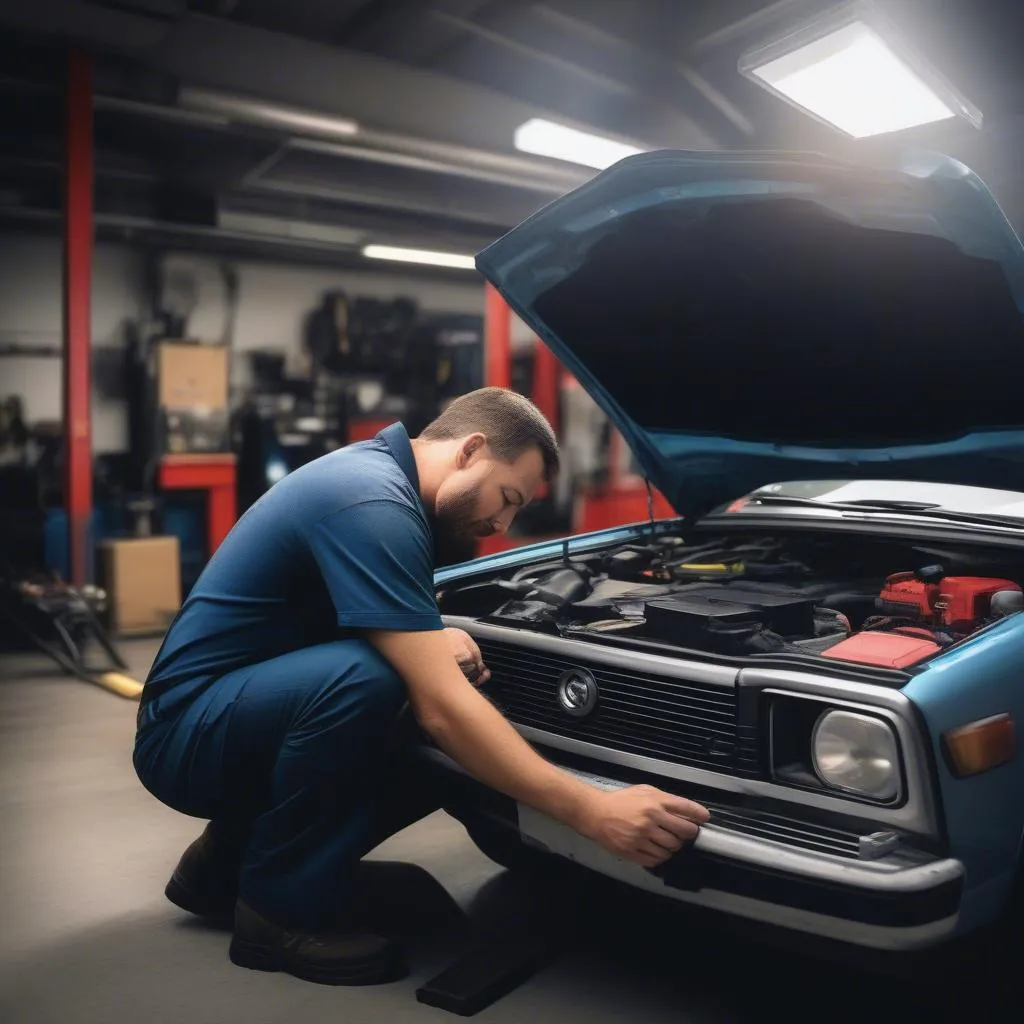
top-left (432, 485), bottom-right (490, 567)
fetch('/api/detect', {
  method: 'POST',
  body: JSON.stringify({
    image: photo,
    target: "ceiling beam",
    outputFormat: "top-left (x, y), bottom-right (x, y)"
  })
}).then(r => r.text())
top-left (0, 0), bottom-right (173, 49)
top-left (177, 85), bottom-right (589, 191)
top-left (417, 4), bottom-right (722, 148)
top-left (688, 0), bottom-right (823, 53)
top-left (531, 3), bottom-right (754, 139)
top-left (156, 12), bottom-right (573, 153)
top-left (0, 4), bottom-right (624, 154)
top-left (280, 137), bottom-right (578, 194)
top-left (0, 204), bottom-right (488, 276)
top-left (428, 8), bottom-right (638, 98)
top-left (242, 176), bottom-right (536, 232)
top-left (331, 0), bottom-right (424, 49)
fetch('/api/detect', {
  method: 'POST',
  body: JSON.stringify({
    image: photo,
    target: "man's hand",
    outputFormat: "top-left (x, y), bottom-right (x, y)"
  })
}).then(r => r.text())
top-left (443, 627), bottom-right (490, 685)
top-left (577, 785), bottom-right (711, 868)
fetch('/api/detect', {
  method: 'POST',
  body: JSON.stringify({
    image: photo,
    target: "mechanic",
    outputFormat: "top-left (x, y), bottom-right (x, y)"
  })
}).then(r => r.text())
top-left (133, 387), bottom-right (710, 986)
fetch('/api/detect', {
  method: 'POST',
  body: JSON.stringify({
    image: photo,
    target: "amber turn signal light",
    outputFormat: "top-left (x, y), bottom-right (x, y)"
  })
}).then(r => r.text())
top-left (943, 713), bottom-right (1016, 778)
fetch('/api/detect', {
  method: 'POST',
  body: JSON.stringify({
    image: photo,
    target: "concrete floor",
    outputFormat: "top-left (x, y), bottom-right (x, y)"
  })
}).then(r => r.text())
top-left (0, 641), bottom-right (1013, 1023)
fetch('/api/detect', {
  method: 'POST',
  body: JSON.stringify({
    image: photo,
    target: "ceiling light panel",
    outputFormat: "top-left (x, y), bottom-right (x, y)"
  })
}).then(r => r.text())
top-left (739, 3), bottom-right (981, 138)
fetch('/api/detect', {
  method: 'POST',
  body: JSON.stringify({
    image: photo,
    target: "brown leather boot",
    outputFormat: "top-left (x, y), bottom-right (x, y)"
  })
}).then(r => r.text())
top-left (164, 823), bottom-right (243, 919)
top-left (228, 899), bottom-right (407, 986)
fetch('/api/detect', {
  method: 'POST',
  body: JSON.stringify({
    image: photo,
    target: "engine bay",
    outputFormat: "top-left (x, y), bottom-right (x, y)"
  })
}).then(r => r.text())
top-left (436, 531), bottom-right (1024, 670)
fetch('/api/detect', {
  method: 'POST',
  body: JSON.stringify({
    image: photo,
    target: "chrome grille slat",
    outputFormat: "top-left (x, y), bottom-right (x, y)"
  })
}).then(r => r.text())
top-left (705, 807), bottom-right (861, 856)
top-left (504, 705), bottom-right (735, 760)
top-left (504, 691), bottom-right (737, 739)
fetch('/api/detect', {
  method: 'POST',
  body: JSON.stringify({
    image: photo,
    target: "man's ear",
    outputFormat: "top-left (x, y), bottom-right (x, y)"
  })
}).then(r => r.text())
top-left (457, 433), bottom-right (488, 468)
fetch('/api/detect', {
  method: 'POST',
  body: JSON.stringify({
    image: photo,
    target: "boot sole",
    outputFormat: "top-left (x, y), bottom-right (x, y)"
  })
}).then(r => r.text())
top-left (228, 935), bottom-right (407, 986)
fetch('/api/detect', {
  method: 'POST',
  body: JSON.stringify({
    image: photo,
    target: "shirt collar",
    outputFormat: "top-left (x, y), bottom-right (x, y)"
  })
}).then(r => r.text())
top-left (378, 421), bottom-right (421, 494)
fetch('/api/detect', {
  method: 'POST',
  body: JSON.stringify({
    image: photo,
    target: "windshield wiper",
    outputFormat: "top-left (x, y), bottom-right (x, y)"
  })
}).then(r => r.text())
top-left (749, 495), bottom-right (940, 512)
top-left (746, 494), bottom-right (1024, 529)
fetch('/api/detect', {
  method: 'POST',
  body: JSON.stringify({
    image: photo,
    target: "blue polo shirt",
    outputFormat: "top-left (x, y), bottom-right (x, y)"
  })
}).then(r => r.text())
top-left (139, 423), bottom-right (442, 722)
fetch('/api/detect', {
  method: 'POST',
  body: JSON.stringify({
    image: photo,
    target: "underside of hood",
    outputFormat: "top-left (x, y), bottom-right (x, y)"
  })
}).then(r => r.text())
top-left (476, 151), bottom-right (1024, 521)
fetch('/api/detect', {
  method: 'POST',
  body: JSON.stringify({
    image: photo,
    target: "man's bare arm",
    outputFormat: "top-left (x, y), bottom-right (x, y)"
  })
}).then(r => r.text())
top-left (367, 628), bottom-right (710, 867)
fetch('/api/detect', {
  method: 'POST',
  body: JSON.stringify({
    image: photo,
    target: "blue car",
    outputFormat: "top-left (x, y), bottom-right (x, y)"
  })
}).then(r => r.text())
top-left (418, 149), bottom-right (1024, 956)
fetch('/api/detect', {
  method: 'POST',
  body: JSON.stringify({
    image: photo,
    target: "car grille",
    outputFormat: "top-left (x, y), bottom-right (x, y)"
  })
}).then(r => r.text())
top-left (478, 638), bottom-right (760, 778)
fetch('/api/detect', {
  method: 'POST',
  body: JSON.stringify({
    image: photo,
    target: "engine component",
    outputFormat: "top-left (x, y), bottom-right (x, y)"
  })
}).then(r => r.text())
top-left (937, 578), bottom-right (1023, 631)
top-left (789, 608), bottom-right (852, 654)
top-left (814, 608), bottom-right (852, 635)
top-left (485, 600), bottom-right (563, 630)
top-left (818, 590), bottom-right (879, 627)
top-left (991, 589), bottom-right (1024, 618)
top-left (526, 567), bottom-right (593, 606)
top-left (566, 618), bottom-right (645, 634)
top-left (876, 569), bottom-right (942, 620)
top-left (606, 548), bottom-right (654, 578)
top-left (437, 579), bottom-right (524, 616)
top-left (671, 561), bottom-right (746, 580)
top-left (642, 585), bottom-right (817, 654)
top-left (821, 629), bottom-right (942, 669)
top-left (877, 567), bottom-right (1022, 632)
top-left (569, 580), bottom-right (666, 623)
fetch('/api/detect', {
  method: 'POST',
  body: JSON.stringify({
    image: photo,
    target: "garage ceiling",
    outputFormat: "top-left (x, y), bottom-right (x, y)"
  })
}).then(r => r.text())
top-left (0, 0), bottom-right (1022, 270)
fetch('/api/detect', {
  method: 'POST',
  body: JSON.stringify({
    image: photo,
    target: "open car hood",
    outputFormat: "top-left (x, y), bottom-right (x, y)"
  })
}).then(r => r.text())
top-left (477, 150), bottom-right (1024, 521)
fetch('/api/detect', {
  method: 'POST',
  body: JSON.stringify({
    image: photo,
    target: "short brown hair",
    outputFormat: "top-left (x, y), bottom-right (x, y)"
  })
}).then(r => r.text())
top-left (419, 387), bottom-right (560, 480)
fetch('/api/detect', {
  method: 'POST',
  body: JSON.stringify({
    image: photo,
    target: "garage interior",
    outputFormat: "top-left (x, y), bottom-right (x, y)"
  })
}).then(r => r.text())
top-left (1, 1), bottom-right (1023, 1021)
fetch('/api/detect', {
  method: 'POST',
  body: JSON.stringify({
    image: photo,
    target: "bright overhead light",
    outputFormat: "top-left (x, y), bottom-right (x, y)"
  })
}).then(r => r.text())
top-left (513, 118), bottom-right (644, 170)
top-left (361, 245), bottom-right (477, 270)
top-left (739, 4), bottom-right (981, 138)
top-left (747, 22), bottom-right (952, 138)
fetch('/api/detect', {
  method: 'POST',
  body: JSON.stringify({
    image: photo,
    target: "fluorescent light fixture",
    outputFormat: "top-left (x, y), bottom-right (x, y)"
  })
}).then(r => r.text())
top-left (361, 245), bottom-right (477, 270)
top-left (180, 87), bottom-right (358, 139)
top-left (739, 3), bottom-right (981, 138)
top-left (514, 118), bottom-right (644, 170)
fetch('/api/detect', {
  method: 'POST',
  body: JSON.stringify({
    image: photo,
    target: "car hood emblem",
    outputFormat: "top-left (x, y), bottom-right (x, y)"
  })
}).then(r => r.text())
top-left (556, 668), bottom-right (599, 718)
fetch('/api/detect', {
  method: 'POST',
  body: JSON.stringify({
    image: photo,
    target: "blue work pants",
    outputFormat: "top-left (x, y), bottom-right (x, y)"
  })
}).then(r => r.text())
top-left (133, 640), bottom-right (441, 929)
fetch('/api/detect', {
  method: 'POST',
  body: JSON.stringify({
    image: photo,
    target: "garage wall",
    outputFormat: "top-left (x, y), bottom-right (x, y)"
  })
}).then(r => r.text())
top-left (0, 235), bottom-right (145, 453)
top-left (163, 253), bottom-right (498, 391)
top-left (0, 234), bottom-right (533, 454)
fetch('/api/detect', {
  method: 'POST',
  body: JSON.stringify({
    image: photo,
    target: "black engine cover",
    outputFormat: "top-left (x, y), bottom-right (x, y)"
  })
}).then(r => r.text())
top-left (642, 584), bottom-right (817, 652)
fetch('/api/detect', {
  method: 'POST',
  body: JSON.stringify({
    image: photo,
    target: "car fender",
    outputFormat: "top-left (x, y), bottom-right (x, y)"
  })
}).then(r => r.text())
top-left (903, 612), bottom-right (1024, 931)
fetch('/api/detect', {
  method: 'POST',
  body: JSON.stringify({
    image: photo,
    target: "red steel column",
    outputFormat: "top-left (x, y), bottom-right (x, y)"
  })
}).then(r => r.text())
top-left (532, 339), bottom-right (560, 434)
top-left (63, 50), bottom-right (94, 585)
top-left (484, 283), bottom-right (511, 390)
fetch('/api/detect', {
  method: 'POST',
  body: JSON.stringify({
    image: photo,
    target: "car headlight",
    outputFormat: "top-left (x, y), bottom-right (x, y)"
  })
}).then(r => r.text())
top-left (812, 710), bottom-right (900, 801)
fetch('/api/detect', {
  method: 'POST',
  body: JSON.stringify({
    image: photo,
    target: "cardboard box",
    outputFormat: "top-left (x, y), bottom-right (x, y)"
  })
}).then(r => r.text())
top-left (157, 342), bottom-right (229, 411)
top-left (99, 536), bottom-right (181, 636)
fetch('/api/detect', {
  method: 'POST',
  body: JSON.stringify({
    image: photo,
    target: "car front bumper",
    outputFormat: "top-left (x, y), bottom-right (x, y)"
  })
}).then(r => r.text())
top-left (417, 746), bottom-right (965, 953)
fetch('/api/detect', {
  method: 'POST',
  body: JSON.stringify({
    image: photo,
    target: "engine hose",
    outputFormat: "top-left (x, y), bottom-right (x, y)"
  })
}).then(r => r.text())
top-left (511, 559), bottom-right (592, 584)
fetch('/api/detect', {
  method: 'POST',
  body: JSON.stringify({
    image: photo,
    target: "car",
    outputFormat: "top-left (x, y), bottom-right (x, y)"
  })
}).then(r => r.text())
top-left (415, 148), bottom-right (1024, 958)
